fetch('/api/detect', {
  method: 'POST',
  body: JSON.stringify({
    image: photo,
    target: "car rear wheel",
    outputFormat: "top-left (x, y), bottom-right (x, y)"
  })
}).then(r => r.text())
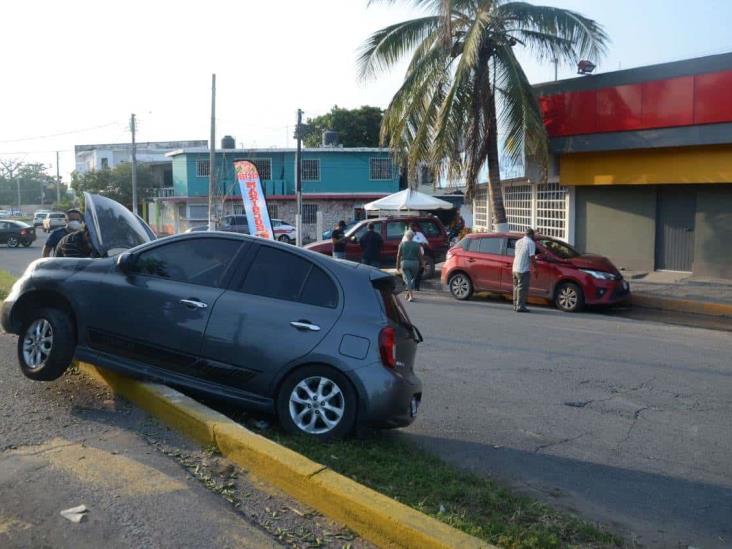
top-left (17, 308), bottom-right (76, 381)
top-left (555, 282), bottom-right (584, 313)
top-left (448, 272), bottom-right (473, 300)
top-left (21, 241), bottom-right (31, 247)
top-left (422, 255), bottom-right (436, 279)
top-left (277, 365), bottom-right (356, 440)
top-left (7, 236), bottom-right (19, 248)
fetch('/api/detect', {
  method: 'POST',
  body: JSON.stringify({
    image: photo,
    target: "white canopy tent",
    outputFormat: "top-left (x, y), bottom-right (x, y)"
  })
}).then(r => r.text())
top-left (363, 189), bottom-right (454, 212)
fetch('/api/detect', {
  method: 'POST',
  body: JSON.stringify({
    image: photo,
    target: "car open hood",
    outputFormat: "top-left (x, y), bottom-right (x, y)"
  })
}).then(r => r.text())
top-left (83, 192), bottom-right (155, 257)
top-left (567, 254), bottom-right (621, 276)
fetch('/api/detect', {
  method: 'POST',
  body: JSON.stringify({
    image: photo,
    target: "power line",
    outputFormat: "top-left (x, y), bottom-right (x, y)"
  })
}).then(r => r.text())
top-left (0, 122), bottom-right (122, 144)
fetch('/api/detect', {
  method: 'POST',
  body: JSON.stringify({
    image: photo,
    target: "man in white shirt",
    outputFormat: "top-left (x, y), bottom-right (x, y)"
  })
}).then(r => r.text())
top-left (512, 228), bottom-right (537, 312)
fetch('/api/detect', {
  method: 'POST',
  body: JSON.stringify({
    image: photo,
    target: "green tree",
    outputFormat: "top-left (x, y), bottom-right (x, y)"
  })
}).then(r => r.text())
top-left (71, 163), bottom-right (156, 210)
top-left (359, 0), bottom-right (607, 229)
top-left (301, 105), bottom-right (384, 147)
top-left (0, 160), bottom-right (58, 208)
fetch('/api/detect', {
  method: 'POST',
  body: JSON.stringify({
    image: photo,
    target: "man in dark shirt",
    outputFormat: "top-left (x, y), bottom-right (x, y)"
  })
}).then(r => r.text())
top-left (55, 226), bottom-right (95, 258)
top-left (331, 220), bottom-right (347, 259)
top-left (359, 223), bottom-right (383, 267)
top-left (43, 209), bottom-right (83, 257)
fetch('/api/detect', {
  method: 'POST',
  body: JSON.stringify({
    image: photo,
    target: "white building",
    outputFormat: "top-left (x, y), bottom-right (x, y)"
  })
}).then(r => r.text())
top-left (74, 140), bottom-right (207, 176)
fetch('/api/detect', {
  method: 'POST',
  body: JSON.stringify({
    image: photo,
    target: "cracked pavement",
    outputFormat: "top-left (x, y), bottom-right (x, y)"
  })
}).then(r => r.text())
top-left (399, 289), bottom-right (732, 548)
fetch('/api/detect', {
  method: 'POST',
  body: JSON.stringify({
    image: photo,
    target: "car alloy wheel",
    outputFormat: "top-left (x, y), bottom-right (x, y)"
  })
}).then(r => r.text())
top-left (555, 282), bottom-right (584, 312)
top-left (288, 376), bottom-right (345, 435)
top-left (22, 319), bottom-right (53, 370)
top-left (448, 273), bottom-right (473, 300)
top-left (7, 236), bottom-right (19, 248)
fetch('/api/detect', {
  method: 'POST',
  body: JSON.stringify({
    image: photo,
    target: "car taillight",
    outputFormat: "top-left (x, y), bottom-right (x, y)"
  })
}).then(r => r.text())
top-left (20, 229), bottom-right (27, 235)
top-left (378, 327), bottom-right (396, 369)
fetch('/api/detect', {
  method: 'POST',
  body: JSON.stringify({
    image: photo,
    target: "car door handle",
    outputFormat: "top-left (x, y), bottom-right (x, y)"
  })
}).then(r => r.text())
top-left (180, 298), bottom-right (208, 309)
top-left (290, 320), bottom-right (321, 332)
top-left (467, 258), bottom-right (476, 263)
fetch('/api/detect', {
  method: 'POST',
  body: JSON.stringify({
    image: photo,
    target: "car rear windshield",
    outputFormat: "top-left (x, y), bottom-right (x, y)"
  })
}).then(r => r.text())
top-left (374, 279), bottom-right (412, 327)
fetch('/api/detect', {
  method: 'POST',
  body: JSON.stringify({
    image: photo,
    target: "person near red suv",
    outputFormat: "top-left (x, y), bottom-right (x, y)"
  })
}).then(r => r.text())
top-left (441, 232), bottom-right (630, 312)
top-left (512, 228), bottom-right (537, 313)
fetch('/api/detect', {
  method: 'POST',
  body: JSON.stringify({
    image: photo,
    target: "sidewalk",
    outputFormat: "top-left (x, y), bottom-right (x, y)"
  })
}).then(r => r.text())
top-left (625, 270), bottom-right (732, 318)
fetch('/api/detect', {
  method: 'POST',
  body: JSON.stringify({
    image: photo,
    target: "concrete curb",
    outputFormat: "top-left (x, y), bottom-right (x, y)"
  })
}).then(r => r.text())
top-left (631, 293), bottom-right (732, 318)
top-left (77, 362), bottom-right (492, 549)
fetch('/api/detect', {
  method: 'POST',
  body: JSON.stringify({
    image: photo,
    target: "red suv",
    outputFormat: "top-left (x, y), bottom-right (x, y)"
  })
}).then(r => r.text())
top-left (441, 232), bottom-right (630, 312)
top-left (306, 216), bottom-right (449, 278)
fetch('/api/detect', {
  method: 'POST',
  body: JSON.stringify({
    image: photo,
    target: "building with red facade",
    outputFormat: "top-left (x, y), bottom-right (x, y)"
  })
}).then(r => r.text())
top-left (472, 52), bottom-right (732, 279)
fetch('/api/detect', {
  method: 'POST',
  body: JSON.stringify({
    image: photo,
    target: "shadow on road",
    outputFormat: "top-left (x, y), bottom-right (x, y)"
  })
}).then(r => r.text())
top-left (396, 432), bottom-right (732, 549)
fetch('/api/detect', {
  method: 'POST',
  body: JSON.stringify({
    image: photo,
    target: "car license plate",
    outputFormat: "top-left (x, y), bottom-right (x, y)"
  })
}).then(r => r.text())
top-left (410, 397), bottom-right (419, 417)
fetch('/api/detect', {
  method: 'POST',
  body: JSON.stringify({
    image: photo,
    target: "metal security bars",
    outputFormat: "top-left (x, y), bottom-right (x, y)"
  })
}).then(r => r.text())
top-left (370, 158), bottom-right (393, 180)
top-left (302, 159), bottom-right (320, 182)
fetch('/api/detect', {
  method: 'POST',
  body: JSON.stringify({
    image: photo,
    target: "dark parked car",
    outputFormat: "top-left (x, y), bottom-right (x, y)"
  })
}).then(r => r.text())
top-left (0, 220), bottom-right (36, 248)
top-left (441, 232), bottom-right (630, 312)
top-left (2, 193), bottom-right (423, 439)
top-left (306, 216), bottom-right (449, 278)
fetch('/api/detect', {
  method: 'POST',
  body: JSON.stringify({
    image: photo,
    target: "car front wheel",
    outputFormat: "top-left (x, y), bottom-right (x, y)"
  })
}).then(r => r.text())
top-left (448, 272), bottom-right (473, 300)
top-left (555, 282), bottom-right (585, 313)
top-left (17, 308), bottom-right (76, 381)
top-left (277, 365), bottom-right (356, 440)
top-left (7, 236), bottom-right (19, 248)
top-left (277, 235), bottom-right (291, 244)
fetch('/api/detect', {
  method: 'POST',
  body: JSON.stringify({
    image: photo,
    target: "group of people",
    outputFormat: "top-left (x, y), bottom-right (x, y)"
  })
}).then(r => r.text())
top-left (330, 219), bottom-right (429, 302)
top-left (42, 209), bottom-right (94, 258)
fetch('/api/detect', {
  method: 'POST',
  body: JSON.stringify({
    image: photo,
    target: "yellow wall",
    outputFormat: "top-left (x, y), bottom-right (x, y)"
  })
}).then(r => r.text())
top-left (560, 145), bottom-right (732, 185)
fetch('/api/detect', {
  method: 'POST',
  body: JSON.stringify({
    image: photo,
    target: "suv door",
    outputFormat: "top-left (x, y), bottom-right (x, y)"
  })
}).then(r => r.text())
top-left (84, 237), bottom-right (245, 378)
top-left (201, 244), bottom-right (342, 396)
top-left (346, 221), bottom-right (382, 261)
top-left (417, 219), bottom-right (448, 261)
top-left (384, 220), bottom-right (410, 264)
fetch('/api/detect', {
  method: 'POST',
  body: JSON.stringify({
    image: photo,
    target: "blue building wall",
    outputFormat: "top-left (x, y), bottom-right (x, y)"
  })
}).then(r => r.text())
top-left (172, 149), bottom-right (400, 197)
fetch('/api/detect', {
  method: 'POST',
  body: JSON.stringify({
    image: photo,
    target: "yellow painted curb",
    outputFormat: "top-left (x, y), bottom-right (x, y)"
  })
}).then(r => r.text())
top-left (77, 362), bottom-right (493, 549)
top-left (632, 294), bottom-right (732, 318)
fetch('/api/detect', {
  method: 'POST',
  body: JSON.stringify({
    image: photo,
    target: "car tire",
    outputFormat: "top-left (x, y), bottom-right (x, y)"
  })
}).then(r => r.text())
top-left (422, 255), bottom-right (436, 279)
top-left (17, 308), bottom-right (76, 381)
top-left (278, 235), bottom-right (291, 244)
top-left (276, 365), bottom-right (357, 441)
top-left (21, 241), bottom-right (31, 247)
top-left (555, 282), bottom-right (584, 313)
top-left (7, 236), bottom-right (19, 248)
top-left (448, 272), bottom-right (473, 300)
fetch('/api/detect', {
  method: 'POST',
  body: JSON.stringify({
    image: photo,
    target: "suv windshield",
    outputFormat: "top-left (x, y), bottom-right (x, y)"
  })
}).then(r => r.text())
top-left (539, 238), bottom-right (580, 259)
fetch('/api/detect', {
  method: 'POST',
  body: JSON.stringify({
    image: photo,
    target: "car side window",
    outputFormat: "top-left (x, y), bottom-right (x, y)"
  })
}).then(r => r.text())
top-left (238, 246), bottom-right (338, 308)
top-left (477, 237), bottom-right (502, 255)
top-left (0, 222), bottom-right (7, 229)
top-left (505, 239), bottom-right (517, 257)
top-left (386, 221), bottom-right (409, 240)
top-left (353, 222), bottom-right (381, 240)
top-left (131, 238), bottom-right (242, 287)
top-left (420, 221), bottom-right (441, 237)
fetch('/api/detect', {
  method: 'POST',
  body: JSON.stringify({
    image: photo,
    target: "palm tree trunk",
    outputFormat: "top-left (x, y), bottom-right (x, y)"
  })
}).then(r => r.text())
top-left (487, 93), bottom-right (508, 231)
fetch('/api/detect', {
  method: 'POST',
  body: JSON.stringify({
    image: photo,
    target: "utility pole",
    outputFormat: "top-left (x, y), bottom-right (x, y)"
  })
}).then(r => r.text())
top-left (208, 74), bottom-right (217, 231)
top-left (130, 113), bottom-right (138, 215)
top-left (295, 109), bottom-right (303, 247)
top-left (55, 151), bottom-right (61, 205)
top-left (553, 57), bottom-right (558, 81)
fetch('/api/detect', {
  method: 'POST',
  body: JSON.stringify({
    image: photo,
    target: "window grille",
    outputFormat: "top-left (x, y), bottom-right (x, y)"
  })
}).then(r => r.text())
top-left (536, 182), bottom-right (568, 240)
top-left (503, 182), bottom-right (532, 232)
top-left (240, 158), bottom-right (272, 180)
top-left (302, 159), bottom-right (320, 181)
top-left (370, 158), bottom-right (393, 180)
top-left (473, 185), bottom-right (489, 230)
top-left (303, 204), bottom-right (318, 224)
top-left (197, 160), bottom-right (210, 177)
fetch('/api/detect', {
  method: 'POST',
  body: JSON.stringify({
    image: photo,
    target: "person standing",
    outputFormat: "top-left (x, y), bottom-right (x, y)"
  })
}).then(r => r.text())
top-left (402, 223), bottom-right (428, 290)
top-left (43, 209), bottom-right (83, 257)
top-left (55, 226), bottom-right (95, 258)
top-left (331, 220), bottom-right (347, 259)
top-left (512, 228), bottom-right (537, 313)
top-left (359, 222), bottom-right (383, 267)
top-left (396, 230), bottom-right (424, 302)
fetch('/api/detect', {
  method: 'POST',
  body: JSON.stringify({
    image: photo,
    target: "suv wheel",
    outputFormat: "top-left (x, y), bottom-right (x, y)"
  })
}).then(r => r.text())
top-left (7, 236), bottom-right (19, 248)
top-left (555, 282), bottom-right (584, 313)
top-left (17, 308), bottom-right (76, 381)
top-left (277, 365), bottom-right (357, 440)
top-left (448, 272), bottom-right (473, 300)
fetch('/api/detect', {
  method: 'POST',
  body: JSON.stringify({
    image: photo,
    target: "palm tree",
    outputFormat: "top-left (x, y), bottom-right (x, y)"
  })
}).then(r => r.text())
top-left (359, 0), bottom-right (607, 230)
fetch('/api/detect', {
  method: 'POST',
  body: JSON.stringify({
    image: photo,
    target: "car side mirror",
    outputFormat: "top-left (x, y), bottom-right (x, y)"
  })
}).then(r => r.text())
top-left (117, 252), bottom-right (135, 273)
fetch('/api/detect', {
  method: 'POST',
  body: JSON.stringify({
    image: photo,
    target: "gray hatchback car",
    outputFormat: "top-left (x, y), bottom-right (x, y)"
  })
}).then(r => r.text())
top-left (1, 193), bottom-right (423, 439)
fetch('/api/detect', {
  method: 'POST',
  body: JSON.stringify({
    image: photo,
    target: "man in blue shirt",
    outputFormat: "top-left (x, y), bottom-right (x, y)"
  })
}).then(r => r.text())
top-left (43, 209), bottom-right (83, 257)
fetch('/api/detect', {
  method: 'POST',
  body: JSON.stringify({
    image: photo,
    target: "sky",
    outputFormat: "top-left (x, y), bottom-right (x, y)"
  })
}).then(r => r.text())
top-left (2, 0), bottom-right (732, 181)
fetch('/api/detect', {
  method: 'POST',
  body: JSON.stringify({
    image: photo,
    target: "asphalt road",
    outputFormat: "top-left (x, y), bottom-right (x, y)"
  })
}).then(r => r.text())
top-left (1, 229), bottom-right (49, 277)
top-left (401, 288), bottom-right (732, 548)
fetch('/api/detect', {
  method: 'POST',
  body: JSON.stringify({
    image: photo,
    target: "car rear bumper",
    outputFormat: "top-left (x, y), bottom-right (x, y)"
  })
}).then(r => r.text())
top-left (584, 278), bottom-right (631, 306)
top-left (349, 362), bottom-right (422, 428)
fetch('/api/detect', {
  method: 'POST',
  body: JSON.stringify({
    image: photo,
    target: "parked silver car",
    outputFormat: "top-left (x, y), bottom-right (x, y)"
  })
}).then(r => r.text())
top-left (2, 193), bottom-right (423, 439)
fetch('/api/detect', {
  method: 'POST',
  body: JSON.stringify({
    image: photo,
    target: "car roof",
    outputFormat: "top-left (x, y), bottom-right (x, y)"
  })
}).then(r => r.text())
top-left (466, 231), bottom-right (559, 240)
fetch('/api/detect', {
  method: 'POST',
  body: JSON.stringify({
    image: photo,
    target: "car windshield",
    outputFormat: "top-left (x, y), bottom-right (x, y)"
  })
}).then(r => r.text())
top-left (12, 221), bottom-right (31, 228)
top-left (539, 238), bottom-right (580, 259)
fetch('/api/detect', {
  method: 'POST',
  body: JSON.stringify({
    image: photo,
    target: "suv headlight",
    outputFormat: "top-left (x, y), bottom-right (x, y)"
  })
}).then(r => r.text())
top-left (579, 269), bottom-right (617, 280)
